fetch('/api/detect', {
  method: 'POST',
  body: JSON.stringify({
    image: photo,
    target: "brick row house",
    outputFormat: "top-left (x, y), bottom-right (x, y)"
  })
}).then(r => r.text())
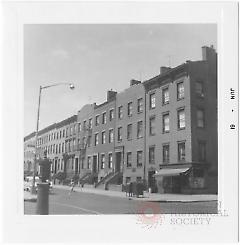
top-left (24, 46), bottom-right (217, 194)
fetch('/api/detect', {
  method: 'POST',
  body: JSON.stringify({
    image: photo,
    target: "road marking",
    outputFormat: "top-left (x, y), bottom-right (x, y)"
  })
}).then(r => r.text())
top-left (53, 202), bottom-right (102, 215)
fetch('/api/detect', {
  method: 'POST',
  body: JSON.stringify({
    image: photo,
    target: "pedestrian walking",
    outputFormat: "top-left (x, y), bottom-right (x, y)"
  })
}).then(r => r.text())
top-left (129, 182), bottom-right (133, 197)
top-left (69, 180), bottom-right (75, 195)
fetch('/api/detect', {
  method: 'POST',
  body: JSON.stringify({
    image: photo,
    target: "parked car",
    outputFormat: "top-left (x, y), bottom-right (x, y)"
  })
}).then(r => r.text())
top-left (46, 180), bottom-right (53, 189)
top-left (24, 176), bottom-right (40, 192)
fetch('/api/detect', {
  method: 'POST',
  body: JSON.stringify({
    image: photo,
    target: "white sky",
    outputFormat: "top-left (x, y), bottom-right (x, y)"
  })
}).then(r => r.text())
top-left (24, 24), bottom-right (217, 136)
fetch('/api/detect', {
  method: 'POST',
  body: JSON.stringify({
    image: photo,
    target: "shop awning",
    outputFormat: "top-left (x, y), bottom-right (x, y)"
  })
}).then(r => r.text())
top-left (154, 167), bottom-right (190, 177)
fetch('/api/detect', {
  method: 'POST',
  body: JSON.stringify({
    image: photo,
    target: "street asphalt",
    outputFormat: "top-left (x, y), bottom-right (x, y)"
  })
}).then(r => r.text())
top-left (24, 188), bottom-right (218, 215)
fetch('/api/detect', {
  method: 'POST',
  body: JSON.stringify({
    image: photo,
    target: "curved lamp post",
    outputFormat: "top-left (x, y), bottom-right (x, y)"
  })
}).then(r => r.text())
top-left (31, 82), bottom-right (75, 194)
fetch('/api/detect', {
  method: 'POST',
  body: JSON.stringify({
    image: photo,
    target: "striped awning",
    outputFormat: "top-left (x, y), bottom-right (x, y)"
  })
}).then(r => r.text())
top-left (154, 167), bottom-right (190, 177)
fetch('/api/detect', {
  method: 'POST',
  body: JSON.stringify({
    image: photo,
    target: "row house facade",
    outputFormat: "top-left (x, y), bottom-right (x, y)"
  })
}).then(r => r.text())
top-left (24, 46), bottom-right (217, 194)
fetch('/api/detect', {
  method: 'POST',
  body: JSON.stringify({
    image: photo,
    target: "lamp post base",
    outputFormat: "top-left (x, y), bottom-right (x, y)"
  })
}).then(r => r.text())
top-left (36, 183), bottom-right (49, 215)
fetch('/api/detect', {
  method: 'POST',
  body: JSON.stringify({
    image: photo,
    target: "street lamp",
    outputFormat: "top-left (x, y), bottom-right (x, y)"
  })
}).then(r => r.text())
top-left (31, 82), bottom-right (75, 194)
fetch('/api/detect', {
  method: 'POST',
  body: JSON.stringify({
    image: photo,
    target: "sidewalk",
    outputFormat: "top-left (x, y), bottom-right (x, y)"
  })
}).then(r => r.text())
top-left (53, 184), bottom-right (217, 202)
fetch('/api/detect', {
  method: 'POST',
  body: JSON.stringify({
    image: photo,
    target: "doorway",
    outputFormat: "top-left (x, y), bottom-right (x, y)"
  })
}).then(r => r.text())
top-left (115, 152), bottom-right (122, 172)
top-left (75, 158), bottom-right (79, 174)
top-left (92, 155), bottom-right (98, 173)
top-left (148, 171), bottom-right (156, 192)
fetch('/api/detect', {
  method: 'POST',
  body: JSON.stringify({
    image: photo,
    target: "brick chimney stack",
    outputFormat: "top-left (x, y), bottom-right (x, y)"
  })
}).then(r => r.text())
top-left (160, 66), bottom-right (171, 74)
top-left (107, 90), bottom-right (117, 101)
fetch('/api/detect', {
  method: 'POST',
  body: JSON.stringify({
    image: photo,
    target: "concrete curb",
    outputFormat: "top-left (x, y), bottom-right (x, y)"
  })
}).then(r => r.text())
top-left (53, 185), bottom-right (217, 203)
top-left (24, 197), bottom-right (37, 202)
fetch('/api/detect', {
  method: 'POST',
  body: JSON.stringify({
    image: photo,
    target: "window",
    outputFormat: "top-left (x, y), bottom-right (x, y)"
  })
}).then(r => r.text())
top-left (178, 142), bottom-right (186, 161)
top-left (118, 106), bottom-right (123, 119)
top-left (72, 125), bottom-right (75, 135)
top-left (117, 127), bottom-right (122, 142)
top-left (197, 109), bottom-right (205, 128)
top-left (95, 115), bottom-right (100, 126)
top-left (101, 154), bottom-right (105, 169)
top-left (198, 141), bottom-right (206, 161)
top-left (70, 127), bottom-right (73, 135)
top-left (127, 152), bottom-right (132, 167)
top-left (126, 177), bottom-right (131, 184)
top-left (87, 156), bottom-right (91, 169)
top-left (149, 93), bottom-right (156, 109)
top-left (127, 124), bottom-right (132, 140)
top-left (108, 153), bottom-right (113, 168)
top-left (88, 136), bottom-right (92, 147)
top-left (127, 102), bottom-right (133, 116)
top-left (102, 112), bottom-right (107, 124)
top-left (82, 137), bottom-right (86, 147)
top-left (102, 131), bottom-right (106, 144)
top-left (59, 143), bottom-right (61, 153)
top-left (137, 98), bottom-right (143, 113)
top-left (109, 129), bottom-right (114, 143)
top-left (162, 87), bottom-right (169, 105)
top-left (162, 144), bottom-right (170, 163)
top-left (163, 113), bottom-right (170, 133)
top-left (59, 131), bottom-right (62, 139)
top-left (109, 109), bottom-right (114, 121)
top-left (89, 118), bottom-right (92, 129)
top-left (56, 144), bottom-right (58, 154)
top-left (78, 123), bottom-right (81, 132)
top-left (177, 82), bottom-right (184, 100)
top-left (95, 133), bottom-right (99, 146)
top-left (137, 121), bottom-right (143, 138)
top-left (83, 121), bottom-right (87, 130)
top-left (149, 116), bottom-right (156, 136)
top-left (75, 124), bottom-right (78, 134)
top-left (196, 81), bottom-right (204, 97)
top-left (149, 146), bottom-right (155, 164)
top-left (62, 142), bottom-right (65, 153)
top-left (136, 177), bottom-right (142, 182)
top-left (177, 109), bottom-right (185, 129)
top-left (137, 151), bottom-right (143, 167)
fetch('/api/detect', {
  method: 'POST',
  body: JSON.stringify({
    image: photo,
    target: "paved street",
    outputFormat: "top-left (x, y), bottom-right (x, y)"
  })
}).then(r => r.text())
top-left (24, 188), bottom-right (218, 215)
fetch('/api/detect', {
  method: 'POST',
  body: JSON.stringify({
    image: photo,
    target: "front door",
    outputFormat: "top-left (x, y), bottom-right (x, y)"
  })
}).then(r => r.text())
top-left (93, 155), bottom-right (97, 173)
top-left (115, 152), bottom-right (122, 172)
top-left (54, 159), bottom-right (58, 174)
top-left (75, 158), bottom-right (79, 174)
top-left (148, 171), bottom-right (156, 192)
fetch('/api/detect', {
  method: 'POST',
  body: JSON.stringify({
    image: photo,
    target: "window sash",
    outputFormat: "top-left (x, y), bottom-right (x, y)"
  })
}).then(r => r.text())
top-left (150, 94), bottom-right (156, 109)
top-left (137, 121), bottom-right (143, 138)
top-left (127, 153), bottom-right (132, 167)
top-left (197, 110), bottom-right (204, 127)
top-left (149, 147), bottom-right (155, 163)
top-left (163, 114), bottom-right (170, 132)
top-left (163, 145), bottom-right (170, 162)
top-left (178, 110), bottom-right (185, 129)
top-left (127, 124), bottom-right (132, 139)
top-left (177, 82), bottom-right (184, 99)
top-left (138, 98), bottom-right (143, 112)
top-left (149, 117), bottom-right (156, 135)
top-left (178, 143), bottom-right (185, 161)
top-left (163, 88), bottom-right (169, 104)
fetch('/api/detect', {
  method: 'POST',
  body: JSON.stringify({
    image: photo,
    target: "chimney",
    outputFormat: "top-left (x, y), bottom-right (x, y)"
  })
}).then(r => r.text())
top-left (160, 66), bottom-right (171, 74)
top-left (107, 90), bottom-right (117, 101)
top-left (202, 45), bottom-right (217, 61)
top-left (130, 79), bottom-right (141, 87)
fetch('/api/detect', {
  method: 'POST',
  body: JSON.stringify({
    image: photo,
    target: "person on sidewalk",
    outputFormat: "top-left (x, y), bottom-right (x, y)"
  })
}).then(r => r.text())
top-left (69, 180), bottom-right (75, 195)
top-left (129, 182), bottom-right (133, 197)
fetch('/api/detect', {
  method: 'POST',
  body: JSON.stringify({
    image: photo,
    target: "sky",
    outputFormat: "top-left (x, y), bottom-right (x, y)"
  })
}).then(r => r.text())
top-left (24, 24), bottom-right (217, 136)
